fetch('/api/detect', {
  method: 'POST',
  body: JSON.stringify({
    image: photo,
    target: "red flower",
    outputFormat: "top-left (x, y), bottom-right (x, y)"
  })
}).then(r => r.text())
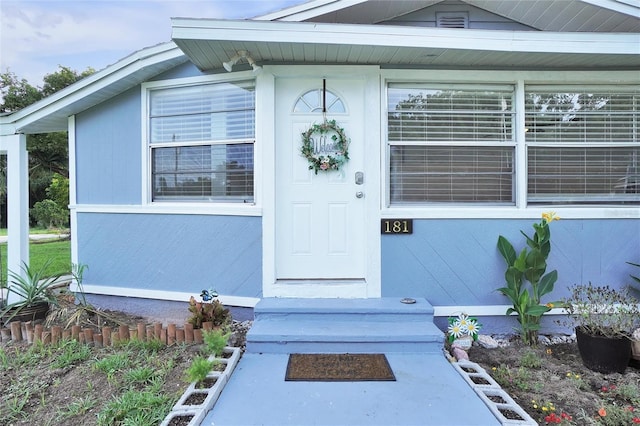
top-left (632, 418), bottom-right (640, 424)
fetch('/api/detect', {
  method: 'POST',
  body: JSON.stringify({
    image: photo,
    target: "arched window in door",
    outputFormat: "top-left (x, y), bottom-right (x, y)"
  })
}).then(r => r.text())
top-left (294, 88), bottom-right (346, 113)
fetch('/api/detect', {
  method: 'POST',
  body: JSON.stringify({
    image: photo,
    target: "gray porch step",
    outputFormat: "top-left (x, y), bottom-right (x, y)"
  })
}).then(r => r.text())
top-left (246, 297), bottom-right (444, 354)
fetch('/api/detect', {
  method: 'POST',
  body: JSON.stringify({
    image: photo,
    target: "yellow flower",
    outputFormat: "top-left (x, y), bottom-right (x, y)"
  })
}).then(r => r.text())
top-left (546, 348), bottom-right (552, 355)
top-left (546, 302), bottom-right (554, 308)
top-left (541, 211), bottom-right (559, 223)
top-left (542, 407), bottom-right (548, 412)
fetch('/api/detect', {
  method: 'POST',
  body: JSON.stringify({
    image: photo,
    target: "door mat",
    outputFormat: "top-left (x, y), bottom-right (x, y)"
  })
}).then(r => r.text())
top-left (285, 353), bottom-right (396, 381)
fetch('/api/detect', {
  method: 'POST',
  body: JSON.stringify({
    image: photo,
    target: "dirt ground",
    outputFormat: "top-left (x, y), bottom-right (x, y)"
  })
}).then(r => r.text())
top-left (2, 304), bottom-right (639, 425)
top-left (468, 339), bottom-right (640, 425)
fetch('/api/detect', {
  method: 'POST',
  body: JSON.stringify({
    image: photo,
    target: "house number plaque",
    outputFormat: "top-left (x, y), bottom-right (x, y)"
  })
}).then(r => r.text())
top-left (381, 219), bottom-right (413, 235)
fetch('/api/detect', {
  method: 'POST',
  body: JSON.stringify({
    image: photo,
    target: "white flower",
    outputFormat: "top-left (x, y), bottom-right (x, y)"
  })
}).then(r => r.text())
top-left (448, 322), bottom-right (464, 339)
top-left (466, 319), bottom-right (480, 336)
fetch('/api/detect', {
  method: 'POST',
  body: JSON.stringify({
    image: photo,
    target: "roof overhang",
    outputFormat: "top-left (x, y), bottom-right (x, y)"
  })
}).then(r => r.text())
top-left (0, 42), bottom-right (188, 135)
top-left (171, 19), bottom-right (640, 73)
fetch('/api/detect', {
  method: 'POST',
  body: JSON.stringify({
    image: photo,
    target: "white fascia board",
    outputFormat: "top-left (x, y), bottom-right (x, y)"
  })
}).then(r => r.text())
top-left (171, 19), bottom-right (639, 56)
top-left (581, 0), bottom-right (640, 18)
top-left (254, 0), bottom-right (365, 21)
top-left (7, 42), bottom-right (186, 133)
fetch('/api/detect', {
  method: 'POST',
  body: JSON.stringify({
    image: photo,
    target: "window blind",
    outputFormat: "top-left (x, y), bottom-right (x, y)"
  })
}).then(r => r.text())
top-left (150, 81), bottom-right (255, 143)
top-left (149, 80), bottom-right (255, 202)
top-left (390, 146), bottom-right (513, 203)
top-left (152, 144), bottom-right (254, 201)
top-left (387, 85), bottom-right (515, 204)
top-left (526, 87), bottom-right (639, 204)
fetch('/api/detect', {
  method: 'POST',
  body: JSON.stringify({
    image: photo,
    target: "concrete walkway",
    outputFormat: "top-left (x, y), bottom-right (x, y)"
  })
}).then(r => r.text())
top-left (202, 298), bottom-right (502, 426)
top-left (0, 233), bottom-right (69, 243)
top-left (204, 352), bottom-right (500, 426)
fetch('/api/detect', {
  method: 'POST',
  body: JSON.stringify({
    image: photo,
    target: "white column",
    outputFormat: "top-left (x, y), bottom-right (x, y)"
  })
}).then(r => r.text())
top-left (6, 133), bottom-right (30, 304)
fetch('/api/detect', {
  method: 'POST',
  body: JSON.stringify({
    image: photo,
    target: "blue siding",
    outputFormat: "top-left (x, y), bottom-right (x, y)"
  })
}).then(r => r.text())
top-left (75, 87), bottom-right (142, 204)
top-left (77, 213), bottom-right (262, 298)
top-left (382, 219), bottom-right (640, 305)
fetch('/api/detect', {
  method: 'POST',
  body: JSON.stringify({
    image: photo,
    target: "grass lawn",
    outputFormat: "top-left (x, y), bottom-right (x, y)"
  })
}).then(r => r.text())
top-left (1, 239), bottom-right (71, 283)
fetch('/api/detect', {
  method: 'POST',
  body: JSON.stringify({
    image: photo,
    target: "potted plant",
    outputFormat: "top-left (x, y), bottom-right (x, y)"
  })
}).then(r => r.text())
top-left (187, 289), bottom-right (231, 329)
top-left (562, 283), bottom-right (640, 373)
top-left (0, 261), bottom-right (62, 326)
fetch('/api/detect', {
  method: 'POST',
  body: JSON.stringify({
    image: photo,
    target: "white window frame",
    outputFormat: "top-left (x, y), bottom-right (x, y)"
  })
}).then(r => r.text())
top-left (524, 84), bottom-right (639, 205)
top-left (386, 82), bottom-right (516, 205)
top-left (380, 69), bottom-right (640, 220)
top-left (141, 72), bottom-right (261, 216)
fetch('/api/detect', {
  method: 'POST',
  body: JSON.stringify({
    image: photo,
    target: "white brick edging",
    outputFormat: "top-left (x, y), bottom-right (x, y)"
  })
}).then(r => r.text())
top-left (161, 346), bottom-right (242, 426)
top-left (452, 361), bottom-right (537, 426)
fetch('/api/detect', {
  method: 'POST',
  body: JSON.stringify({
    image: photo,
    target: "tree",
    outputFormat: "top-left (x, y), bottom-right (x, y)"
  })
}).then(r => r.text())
top-left (0, 66), bottom-right (94, 227)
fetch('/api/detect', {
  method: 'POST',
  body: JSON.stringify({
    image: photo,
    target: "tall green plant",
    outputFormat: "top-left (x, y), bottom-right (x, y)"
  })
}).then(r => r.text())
top-left (497, 212), bottom-right (560, 346)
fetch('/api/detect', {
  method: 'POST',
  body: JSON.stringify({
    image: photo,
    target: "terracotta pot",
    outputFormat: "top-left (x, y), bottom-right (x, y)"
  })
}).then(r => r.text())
top-left (575, 326), bottom-right (631, 374)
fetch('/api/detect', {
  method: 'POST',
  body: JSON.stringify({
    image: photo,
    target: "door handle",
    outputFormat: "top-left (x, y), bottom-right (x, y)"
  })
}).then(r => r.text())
top-left (355, 191), bottom-right (364, 198)
top-left (355, 171), bottom-right (364, 185)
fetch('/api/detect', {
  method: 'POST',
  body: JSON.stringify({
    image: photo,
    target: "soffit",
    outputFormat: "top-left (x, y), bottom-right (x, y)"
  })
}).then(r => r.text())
top-left (3, 43), bottom-right (188, 135)
top-left (259, 0), bottom-right (640, 32)
top-left (171, 19), bottom-right (640, 73)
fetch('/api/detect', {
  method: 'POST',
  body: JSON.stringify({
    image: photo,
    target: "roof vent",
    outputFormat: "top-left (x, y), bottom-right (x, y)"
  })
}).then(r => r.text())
top-left (436, 12), bottom-right (469, 29)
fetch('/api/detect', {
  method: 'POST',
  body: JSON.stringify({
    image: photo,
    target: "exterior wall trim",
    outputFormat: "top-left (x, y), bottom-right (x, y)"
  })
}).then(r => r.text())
top-left (68, 283), bottom-right (260, 308)
top-left (71, 204), bottom-right (262, 217)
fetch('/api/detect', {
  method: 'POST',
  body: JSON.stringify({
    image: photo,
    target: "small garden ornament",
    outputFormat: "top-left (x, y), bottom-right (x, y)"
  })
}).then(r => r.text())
top-left (497, 212), bottom-right (561, 346)
top-left (447, 313), bottom-right (481, 362)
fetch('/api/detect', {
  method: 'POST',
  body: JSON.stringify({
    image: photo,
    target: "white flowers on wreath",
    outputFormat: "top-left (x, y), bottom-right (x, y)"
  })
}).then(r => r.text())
top-left (447, 313), bottom-right (482, 343)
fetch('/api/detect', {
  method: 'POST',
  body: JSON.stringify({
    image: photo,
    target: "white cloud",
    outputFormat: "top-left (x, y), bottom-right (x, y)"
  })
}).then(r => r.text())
top-left (0, 0), bottom-right (303, 86)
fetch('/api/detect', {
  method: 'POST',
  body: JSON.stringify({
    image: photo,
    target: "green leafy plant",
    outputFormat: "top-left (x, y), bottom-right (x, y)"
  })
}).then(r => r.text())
top-left (203, 328), bottom-right (232, 357)
top-left (187, 289), bottom-right (231, 329)
top-left (561, 283), bottom-right (640, 338)
top-left (184, 356), bottom-right (216, 383)
top-left (0, 260), bottom-right (63, 323)
top-left (520, 350), bottom-right (543, 369)
top-left (497, 212), bottom-right (561, 346)
top-left (628, 261), bottom-right (640, 289)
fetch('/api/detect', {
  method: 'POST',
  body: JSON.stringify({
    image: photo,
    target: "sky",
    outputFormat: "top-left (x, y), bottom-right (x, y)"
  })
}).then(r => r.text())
top-left (0, 0), bottom-right (306, 87)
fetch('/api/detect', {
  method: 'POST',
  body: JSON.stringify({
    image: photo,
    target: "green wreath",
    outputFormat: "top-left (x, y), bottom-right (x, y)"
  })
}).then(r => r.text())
top-left (301, 119), bottom-right (350, 174)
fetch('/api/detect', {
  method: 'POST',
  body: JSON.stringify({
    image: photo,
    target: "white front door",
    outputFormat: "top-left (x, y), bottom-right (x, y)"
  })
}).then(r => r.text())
top-left (271, 75), bottom-right (374, 297)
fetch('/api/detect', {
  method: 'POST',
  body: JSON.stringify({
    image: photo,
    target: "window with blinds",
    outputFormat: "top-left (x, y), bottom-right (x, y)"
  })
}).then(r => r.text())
top-left (148, 81), bottom-right (255, 202)
top-left (526, 87), bottom-right (639, 204)
top-left (387, 84), bottom-right (515, 204)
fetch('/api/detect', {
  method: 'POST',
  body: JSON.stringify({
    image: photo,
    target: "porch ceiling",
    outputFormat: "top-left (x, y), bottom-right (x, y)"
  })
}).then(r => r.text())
top-left (171, 19), bottom-right (640, 72)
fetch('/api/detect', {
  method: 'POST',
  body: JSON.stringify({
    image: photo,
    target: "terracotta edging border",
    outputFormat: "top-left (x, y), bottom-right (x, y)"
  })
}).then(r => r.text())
top-left (0, 320), bottom-right (208, 347)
